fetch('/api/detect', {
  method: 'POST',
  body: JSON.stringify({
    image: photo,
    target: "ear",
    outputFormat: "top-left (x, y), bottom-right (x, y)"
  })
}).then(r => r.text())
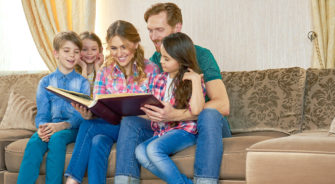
top-left (174, 23), bottom-right (182, 33)
top-left (53, 50), bottom-right (59, 59)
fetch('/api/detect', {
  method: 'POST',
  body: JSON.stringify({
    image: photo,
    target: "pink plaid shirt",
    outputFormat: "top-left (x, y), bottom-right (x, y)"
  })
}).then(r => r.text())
top-left (93, 59), bottom-right (159, 97)
top-left (151, 72), bottom-right (206, 136)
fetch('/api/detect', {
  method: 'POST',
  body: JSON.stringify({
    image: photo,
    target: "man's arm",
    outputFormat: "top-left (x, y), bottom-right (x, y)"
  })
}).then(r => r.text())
top-left (203, 79), bottom-right (230, 116)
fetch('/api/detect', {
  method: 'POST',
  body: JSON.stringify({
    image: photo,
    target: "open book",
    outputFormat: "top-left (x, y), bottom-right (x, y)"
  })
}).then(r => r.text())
top-left (46, 86), bottom-right (164, 124)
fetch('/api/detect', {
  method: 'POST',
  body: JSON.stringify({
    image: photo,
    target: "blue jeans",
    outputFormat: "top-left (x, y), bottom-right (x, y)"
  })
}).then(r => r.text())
top-left (65, 118), bottom-right (120, 184)
top-left (135, 130), bottom-right (195, 184)
top-left (115, 109), bottom-right (231, 183)
top-left (17, 129), bottom-right (78, 184)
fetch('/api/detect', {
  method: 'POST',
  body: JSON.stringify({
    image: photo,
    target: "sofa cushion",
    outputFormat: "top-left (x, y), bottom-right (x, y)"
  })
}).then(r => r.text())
top-left (0, 90), bottom-right (37, 131)
top-left (0, 129), bottom-right (33, 171)
top-left (303, 68), bottom-right (335, 132)
top-left (0, 72), bottom-right (48, 122)
top-left (246, 132), bottom-right (335, 184)
top-left (5, 131), bottom-right (287, 181)
top-left (222, 67), bottom-right (306, 134)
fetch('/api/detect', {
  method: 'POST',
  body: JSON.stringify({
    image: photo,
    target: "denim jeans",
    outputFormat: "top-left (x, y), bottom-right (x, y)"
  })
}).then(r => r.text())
top-left (114, 109), bottom-right (231, 184)
top-left (65, 118), bottom-right (120, 184)
top-left (17, 129), bottom-right (78, 184)
top-left (135, 130), bottom-right (195, 184)
top-left (194, 109), bottom-right (231, 184)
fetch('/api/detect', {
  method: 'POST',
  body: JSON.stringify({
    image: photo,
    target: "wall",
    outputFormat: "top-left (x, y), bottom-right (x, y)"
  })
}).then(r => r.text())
top-left (95, 0), bottom-right (313, 71)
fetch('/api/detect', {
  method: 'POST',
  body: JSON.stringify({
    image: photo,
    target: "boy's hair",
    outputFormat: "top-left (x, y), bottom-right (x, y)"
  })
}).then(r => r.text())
top-left (162, 32), bottom-right (200, 109)
top-left (53, 31), bottom-right (82, 51)
top-left (79, 31), bottom-right (103, 52)
top-left (105, 20), bottom-right (146, 82)
top-left (144, 2), bottom-right (182, 27)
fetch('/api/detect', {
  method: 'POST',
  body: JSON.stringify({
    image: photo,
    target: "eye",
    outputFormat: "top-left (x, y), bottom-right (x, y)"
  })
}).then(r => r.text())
top-left (63, 50), bottom-right (69, 53)
top-left (110, 46), bottom-right (117, 50)
top-left (75, 50), bottom-right (80, 54)
top-left (121, 45), bottom-right (126, 50)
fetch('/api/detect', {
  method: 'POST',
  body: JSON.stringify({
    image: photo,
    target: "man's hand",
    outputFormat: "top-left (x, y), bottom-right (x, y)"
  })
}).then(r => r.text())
top-left (72, 102), bottom-right (93, 120)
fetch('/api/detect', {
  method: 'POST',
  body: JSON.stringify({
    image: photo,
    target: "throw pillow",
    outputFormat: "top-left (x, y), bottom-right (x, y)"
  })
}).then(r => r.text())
top-left (0, 90), bottom-right (37, 131)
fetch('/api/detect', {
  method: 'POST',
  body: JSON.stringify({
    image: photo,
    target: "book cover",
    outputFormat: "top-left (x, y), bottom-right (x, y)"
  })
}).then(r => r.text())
top-left (45, 86), bottom-right (164, 124)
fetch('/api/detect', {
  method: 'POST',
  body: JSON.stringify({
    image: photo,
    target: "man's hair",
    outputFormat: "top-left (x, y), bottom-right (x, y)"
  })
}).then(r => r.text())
top-left (144, 2), bottom-right (182, 27)
top-left (53, 31), bottom-right (82, 51)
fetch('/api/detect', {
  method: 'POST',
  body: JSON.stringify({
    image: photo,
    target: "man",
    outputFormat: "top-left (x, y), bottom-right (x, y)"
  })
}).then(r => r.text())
top-left (115, 3), bottom-right (231, 184)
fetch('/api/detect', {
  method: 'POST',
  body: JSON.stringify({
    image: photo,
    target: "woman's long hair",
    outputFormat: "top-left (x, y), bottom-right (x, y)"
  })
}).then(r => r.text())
top-left (105, 20), bottom-right (146, 82)
top-left (162, 32), bottom-right (201, 109)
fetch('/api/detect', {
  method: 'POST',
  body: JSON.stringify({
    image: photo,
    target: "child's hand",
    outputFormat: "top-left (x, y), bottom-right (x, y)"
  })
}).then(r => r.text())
top-left (42, 122), bottom-right (70, 138)
top-left (94, 53), bottom-right (104, 72)
top-left (72, 102), bottom-right (93, 120)
top-left (183, 68), bottom-right (203, 82)
top-left (37, 124), bottom-right (49, 142)
top-left (77, 57), bottom-right (87, 69)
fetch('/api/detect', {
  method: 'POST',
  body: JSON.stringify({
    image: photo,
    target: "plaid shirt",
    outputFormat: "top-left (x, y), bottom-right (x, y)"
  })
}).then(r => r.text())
top-left (93, 59), bottom-right (159, 97)
top-left (151, 72), bottom-right (206, 136)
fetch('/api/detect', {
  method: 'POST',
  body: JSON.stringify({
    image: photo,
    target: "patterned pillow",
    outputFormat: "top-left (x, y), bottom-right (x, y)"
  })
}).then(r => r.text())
top-left (0, 90), bottom-right (37, 131)
top-left (222, 67), bottom-right (306, 134)
top-left (303, 68), bottom-right (335, 132)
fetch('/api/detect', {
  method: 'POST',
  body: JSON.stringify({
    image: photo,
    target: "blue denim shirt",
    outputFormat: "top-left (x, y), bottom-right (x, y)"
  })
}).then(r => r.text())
top-left (35, 68), bottom-right (90, 129)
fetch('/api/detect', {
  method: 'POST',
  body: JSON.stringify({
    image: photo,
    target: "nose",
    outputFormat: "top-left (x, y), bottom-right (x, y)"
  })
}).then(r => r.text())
top-left (116, 49), bottom-right (122, 57)
top-left (151, 30), bottom-right (158, 41)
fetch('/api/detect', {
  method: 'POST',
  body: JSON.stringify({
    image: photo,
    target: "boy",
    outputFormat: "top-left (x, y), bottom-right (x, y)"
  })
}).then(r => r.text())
top-left (17, 31), bottom-right (90, 184)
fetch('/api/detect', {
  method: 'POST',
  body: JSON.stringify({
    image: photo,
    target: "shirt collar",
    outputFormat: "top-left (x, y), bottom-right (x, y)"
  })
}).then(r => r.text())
top-left (55, 68), bottom-right (76, 79)
top-left (112, 61), bottom-right (139, 78)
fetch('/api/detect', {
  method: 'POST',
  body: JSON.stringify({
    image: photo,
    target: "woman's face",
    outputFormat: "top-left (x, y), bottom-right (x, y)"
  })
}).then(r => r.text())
top-left (108, 36), bottom-right (137, 70)
top-left (81, 38), bottom-right (100, 64)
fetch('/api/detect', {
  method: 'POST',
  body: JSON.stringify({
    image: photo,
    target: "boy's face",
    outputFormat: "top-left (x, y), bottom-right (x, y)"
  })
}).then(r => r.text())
top-left (54, 41), bottom-right (80, 74)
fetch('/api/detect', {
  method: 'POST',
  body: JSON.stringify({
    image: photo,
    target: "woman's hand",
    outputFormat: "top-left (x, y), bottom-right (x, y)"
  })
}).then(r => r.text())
top-left (72, 102), bottom-right (93, 120)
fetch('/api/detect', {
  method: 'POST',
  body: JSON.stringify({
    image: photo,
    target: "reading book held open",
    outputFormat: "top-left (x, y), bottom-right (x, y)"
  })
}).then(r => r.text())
top-left (46, 86), bottom-right (164, 124)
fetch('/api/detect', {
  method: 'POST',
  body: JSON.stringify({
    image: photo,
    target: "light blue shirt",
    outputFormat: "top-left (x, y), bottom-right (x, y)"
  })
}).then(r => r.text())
top-left (35, 68), bottom-right (90, 129)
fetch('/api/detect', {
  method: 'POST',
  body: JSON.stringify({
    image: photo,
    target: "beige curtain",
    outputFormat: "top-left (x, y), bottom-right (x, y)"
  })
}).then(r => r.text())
top-left (21, 0), bottom-right (96, 72)
top-left (311, 0), bottom-right (335, 68)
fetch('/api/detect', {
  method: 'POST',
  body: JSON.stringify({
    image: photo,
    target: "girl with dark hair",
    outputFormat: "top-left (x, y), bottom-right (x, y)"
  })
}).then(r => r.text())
top-left (135, 32), bottom-right (205, 184)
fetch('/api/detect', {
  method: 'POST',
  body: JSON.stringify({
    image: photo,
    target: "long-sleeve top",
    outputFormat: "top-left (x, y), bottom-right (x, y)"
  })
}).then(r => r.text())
top-left (150, 72), bottom-right (206, 136)
top-left (93, 59), bottom-right (160, 96)
top-left (35, 68), bottom-right (90, 129)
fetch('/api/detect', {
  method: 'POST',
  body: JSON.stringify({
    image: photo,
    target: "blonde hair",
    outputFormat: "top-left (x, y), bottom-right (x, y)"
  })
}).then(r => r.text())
top-left (105, 20), bottom-right (146, 82)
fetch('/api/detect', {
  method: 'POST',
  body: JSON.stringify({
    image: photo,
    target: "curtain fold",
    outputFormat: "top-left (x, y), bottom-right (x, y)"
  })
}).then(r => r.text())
top-left (21, 0), bottom-right (96, 72)
top-left (311, 0), bottom-right (335, 68)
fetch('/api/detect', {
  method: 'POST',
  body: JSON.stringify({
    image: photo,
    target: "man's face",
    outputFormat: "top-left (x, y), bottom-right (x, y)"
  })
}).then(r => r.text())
top-left (147, 11), bottom-right (175, 52)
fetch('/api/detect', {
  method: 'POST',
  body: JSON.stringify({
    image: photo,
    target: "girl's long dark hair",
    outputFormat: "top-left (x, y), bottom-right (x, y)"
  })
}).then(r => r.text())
top-left (162, 32), bottom-right (201, 109)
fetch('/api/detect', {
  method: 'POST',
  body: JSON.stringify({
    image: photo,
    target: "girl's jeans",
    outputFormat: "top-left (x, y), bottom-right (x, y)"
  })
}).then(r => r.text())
top-left (17, 129), bottom-right (78, 184)
top-left (65, 119), bottom-right (120, 184)
top-left (115, 108), bottom-right (232, 184)
top-left (135, 129), bottom-right (195, 184)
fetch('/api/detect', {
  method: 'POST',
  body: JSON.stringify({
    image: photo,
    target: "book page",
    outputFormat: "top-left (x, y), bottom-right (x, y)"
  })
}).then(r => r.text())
top-left (46, 86), bottom-right (93, 107)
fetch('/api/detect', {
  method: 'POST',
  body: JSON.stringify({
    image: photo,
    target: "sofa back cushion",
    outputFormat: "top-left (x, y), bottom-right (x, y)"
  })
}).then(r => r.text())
top-left (302, 68), bottom-right (335, 132)
top-left (222, 67), bottom-right (306, 134)
top-left (0, 72), bottom-right (48, 122)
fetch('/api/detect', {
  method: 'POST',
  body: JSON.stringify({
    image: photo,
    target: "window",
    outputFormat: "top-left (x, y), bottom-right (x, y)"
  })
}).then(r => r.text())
top-left (0, 1), bottom-right (47, 71)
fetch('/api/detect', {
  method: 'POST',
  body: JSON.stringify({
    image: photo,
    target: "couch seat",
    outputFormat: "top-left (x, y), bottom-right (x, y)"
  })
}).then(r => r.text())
top-left (246, 132), bottom-right (335, 184)
top-left (0, 129), bottom-right (34, 171)
top-left (5, 131), bottom-right (286, 183)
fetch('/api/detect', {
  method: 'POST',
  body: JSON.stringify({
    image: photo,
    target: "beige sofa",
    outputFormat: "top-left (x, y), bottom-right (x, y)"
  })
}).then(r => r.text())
top-left (1, 67), bottom-right (335, 184)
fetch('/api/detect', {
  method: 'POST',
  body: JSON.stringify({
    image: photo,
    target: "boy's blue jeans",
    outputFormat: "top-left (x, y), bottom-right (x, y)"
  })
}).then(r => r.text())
top-left (114, 108), bottom-right (232, 184)
top-left (135, 129), bottom-right (195, 184)
top-left (65, 118), bottom-right (120, 184)
top-left (17, 129), bottom-right (78, 184)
